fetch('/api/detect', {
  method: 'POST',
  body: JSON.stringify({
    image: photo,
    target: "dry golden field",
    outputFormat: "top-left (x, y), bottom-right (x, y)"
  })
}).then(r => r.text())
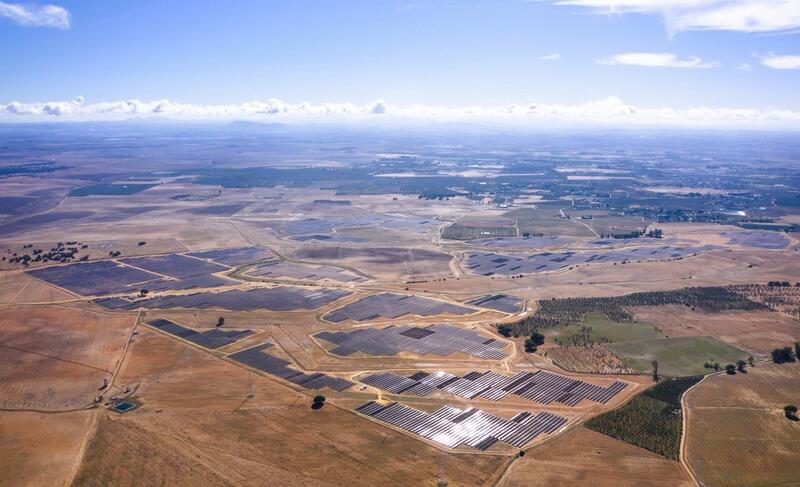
top-left (684, 362), bottom-right (800, 487)
top-left (0, 305), bottom-right (136, 410)
top-left (498, 427), bottom-right (692, 487)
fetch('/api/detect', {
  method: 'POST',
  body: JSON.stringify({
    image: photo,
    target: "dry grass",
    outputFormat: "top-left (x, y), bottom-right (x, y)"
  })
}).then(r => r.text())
top-left (630, 305), bottom-right (800, 356)
top-left (684, 362), bottom-right (800, 487)
top-left (498, 427), bottom-right (691, 487)
top-left (0, 305), bottom-right (135, 410)
top-left (0, 410), bottom-right (94, 487)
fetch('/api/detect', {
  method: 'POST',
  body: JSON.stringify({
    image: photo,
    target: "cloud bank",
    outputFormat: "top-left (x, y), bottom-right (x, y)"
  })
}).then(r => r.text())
top-left (550, 0), bottom-right (800, 34)
top-left (2, 96), bottom-right (800, 128)
top-left (598, 52), bottom-right (719, 68)
top-left (0, 1), bottom-right (70, 28)
top-left (760, 53), bottom-right (800, 70)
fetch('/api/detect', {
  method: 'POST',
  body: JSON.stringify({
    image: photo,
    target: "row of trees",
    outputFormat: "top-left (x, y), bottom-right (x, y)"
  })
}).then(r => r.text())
top-left (503, 286), bottom-right (766, 336)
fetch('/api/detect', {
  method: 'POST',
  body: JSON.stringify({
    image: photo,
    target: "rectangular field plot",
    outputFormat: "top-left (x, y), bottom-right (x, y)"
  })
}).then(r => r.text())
top-left (722, 230), bottom-right (790, 249)
top-left (229, 343), bottom-right (353, 391)
top-left (187, 247), bottom-right (275, 267)
top-left (27, 260), bottom-right (160, 296)
top-left (95, 286), bottom-right (350, 311)
top-left (467, 294), bottom-right (523, 313)
top-left (359, 369), bottom-right (626, 406)
top-left (324, 293), bottom-right (473, 322)
top-left (121, 254), bottom-right (228, 279)
top-left (245, 261), bottom-right (364, 282)
top-left (355, 401), bottom-right (566, 450)
top-left (147, 318), bottom-right (252, 349)
top-left (465, 244), bottom-right (712, 276)
top-left (608, 336), bottom-right (748, 377)
top-left (317, 324), bottom-right (507, 359)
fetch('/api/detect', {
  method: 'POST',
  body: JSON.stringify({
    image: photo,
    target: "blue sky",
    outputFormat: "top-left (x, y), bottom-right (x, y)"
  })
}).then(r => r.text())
top-left (1, 1), bottom-right (799, 125)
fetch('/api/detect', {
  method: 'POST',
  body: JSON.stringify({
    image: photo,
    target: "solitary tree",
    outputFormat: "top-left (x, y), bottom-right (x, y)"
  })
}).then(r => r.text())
top-left (651, 360), bottom-right (659, 382)
top-left (217, 317), bottom-right (225, 327)
top-left (736, 360), bottom-right (747, 373)
top-left (748, 355), bottom-right (755, 367)
top-left (312, 395), bottom-right (326, 409)
top-left (725, 364), bottom-right (736, 375)
top-left (531, 332), bottom-right (545, 346)
top-left (524, 338), bottom-right (538, 353)
top-left (785, 405), bottom-right (798, 421)
top-left (795, 342), bottom-right (800, 359)
top-left (771, 347), bottom-right (795, 364)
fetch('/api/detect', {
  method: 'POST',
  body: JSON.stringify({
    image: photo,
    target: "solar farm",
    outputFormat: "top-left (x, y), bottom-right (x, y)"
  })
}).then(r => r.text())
top-left (355, 401), bottom-right (567, 450)
top-left (27, 260), bottom-right (161, 295)
top-left (7, 126), bottom-right (800, 487)
top-left (359, 370), bottom-right (627, 405)
top-left (244, 260), bottom-right (364, 282)
top-left (187, 246), bottom-right (276, 266)
top-left (316, 324), bottom-right (508, 359)
top-left (95, 286), bottom-right (350, 311)
top-left (120, 254), bottom-right (228, 279)
top-left (467, 294), bottom-right (524, 313)
top-left (324, 293), bottom-right (474, 322)
top-left (464, 244), bottom-right (713, 276)
top-left (147, 318), bottom-right (252, 349)
top-left (228, 343), bottom-right (354, 391)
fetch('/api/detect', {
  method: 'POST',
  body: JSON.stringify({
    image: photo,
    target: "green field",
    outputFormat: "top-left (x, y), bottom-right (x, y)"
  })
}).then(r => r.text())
top-left (608, 336), bottom-right (748, 377)
top-left (546, 312), bottom-right (663, 346)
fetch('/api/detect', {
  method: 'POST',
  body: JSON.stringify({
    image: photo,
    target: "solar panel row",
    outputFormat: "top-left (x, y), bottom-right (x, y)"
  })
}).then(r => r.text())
top-left (148, 318), bottom-right (252, 349)
top-left (325, 293), bottom-right (473, 322)
top-left (466, 294), bottom-right (523, 313)
top-left (316, 324), bottom-right (508, 360)
top-left (229, 343), bottom-right (353, 392)
top-left (355, 401), bottom-right (567, 450)
top-left (358, 369), bottom-right (627, 406)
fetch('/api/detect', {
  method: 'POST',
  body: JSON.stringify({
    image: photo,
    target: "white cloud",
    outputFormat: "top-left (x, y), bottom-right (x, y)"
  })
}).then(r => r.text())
top-left (549, 0), bottom-right (800, 34)
top-left (540, 53), bottom-right (561, 61)
top-left (598, 52), bottom-right (719, 68)
top-left (2, 96), bottom-right (800, 128)
top-left (0, 1), bottom-right (70, 28)
top-left (735, 62), bottom-right (752, 70)
top-left (760, 53), bottom-right (800, 69)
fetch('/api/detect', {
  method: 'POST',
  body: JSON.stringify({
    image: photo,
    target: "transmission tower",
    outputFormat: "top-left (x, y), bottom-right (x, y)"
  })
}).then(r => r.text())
top-left (437, 449), bottom-right (447, 487)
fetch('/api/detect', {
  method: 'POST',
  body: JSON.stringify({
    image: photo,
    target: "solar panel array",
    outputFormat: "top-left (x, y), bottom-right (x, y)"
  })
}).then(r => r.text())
top-left (465, 244), bottom-right (713, 276)
top-left (355, 401), bottom-right (567, 450)
top-left (148, 318), bottom-right (252, 349)
top-left (228, 343), bottom-right (353, 392)
top-left (358, 369), bottom-right (627, 406)
top-left (324, 293), bottom-right (473, 322)
top-left (466, 294), bottom-right (523, 313)
top-left (96, 286), bottom-right (350, 312)
top-left (316, 324), bottom-right (507, 359)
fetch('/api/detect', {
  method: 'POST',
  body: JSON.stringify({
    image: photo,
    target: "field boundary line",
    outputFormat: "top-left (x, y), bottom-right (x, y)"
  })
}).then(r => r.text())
top-left (64, 309), bottom-right (141, 487)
